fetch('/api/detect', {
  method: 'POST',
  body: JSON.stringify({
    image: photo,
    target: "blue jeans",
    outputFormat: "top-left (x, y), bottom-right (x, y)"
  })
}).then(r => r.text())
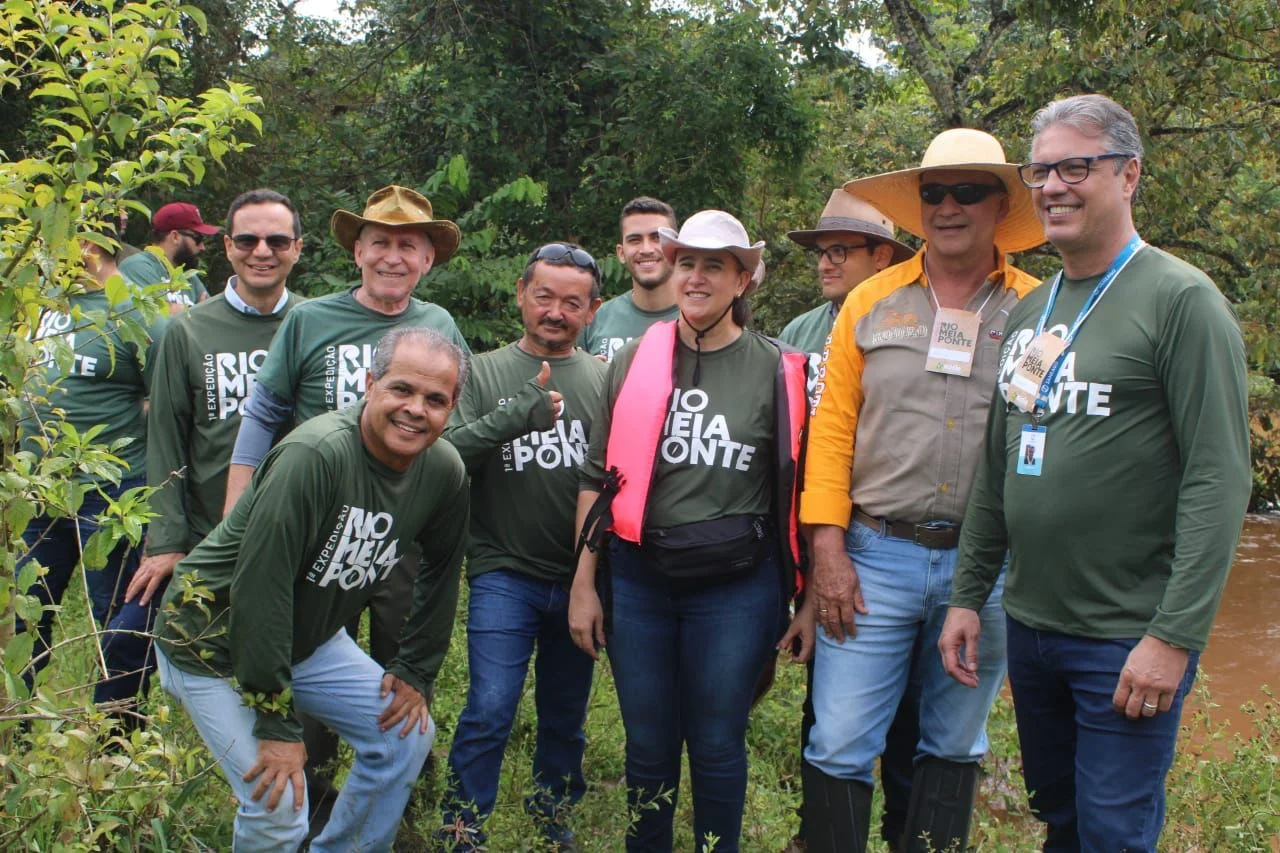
top-left (606, 538), bottom-right (784, 853)
top-left (17, 476), bottom-right (144, 695)
top-left (442, 569), bottom-right (594, 837)
top-left (1005, 616), bottom-right (1199, 852)
top-left (157, 631), bottom-right (433, 852)
top-left (806, 522), bottom-right (1007, 784)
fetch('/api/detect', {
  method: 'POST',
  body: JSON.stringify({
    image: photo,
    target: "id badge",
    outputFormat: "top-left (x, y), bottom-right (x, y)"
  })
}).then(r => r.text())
top-left (1007, 332), bottom-right (1067, 413)
top-left (1017, 424), bottom-right (1047, 476)
top-left (925, 307), bottom-right (980, 377)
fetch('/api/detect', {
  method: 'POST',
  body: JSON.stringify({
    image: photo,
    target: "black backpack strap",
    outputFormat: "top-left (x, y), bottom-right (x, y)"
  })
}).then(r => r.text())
top-left (575, 466), bottom-right (624, 560)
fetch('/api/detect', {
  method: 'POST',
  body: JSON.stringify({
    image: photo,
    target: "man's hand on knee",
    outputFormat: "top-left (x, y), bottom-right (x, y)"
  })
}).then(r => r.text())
top-left (379, 673), bottom-right (430, 737)
top-left (243, 739), bottom-right (306, 812)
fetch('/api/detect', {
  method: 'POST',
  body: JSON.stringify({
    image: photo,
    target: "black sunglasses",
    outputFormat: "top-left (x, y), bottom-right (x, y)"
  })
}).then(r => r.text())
top-left (918, 183), bottom-right (1006, 206)
top-left (231, 233), bottom-right (296, 252)
top-left (532, 242), bottom-right (598, 272)
top-left (178, 229), bottom-right (206, 245)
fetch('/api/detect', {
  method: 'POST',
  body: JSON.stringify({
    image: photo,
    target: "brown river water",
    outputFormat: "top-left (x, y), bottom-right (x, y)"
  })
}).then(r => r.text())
top-left (1191, 514), bottom-right (1280, 734)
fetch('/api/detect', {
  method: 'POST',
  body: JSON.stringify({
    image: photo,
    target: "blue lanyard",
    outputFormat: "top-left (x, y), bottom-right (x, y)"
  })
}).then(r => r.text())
top-left (1032, 234), bottom-right (1145, 414)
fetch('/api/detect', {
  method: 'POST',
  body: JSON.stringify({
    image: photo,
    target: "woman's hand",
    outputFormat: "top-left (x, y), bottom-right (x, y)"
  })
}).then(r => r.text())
top-left (779, 592), bottom-right (817, 663)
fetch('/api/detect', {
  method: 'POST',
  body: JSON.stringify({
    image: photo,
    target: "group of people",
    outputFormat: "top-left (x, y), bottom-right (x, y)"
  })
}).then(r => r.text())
top-left (17, 92), bottom-right (1251, 853)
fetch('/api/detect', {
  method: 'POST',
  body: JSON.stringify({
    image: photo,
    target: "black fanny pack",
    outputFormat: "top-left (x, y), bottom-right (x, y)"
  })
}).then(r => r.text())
top-left (642, 514), bottom-right (770, 580)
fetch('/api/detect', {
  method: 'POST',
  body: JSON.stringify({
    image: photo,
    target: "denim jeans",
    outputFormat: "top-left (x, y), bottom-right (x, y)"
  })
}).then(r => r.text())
top-left (606, 537), bottom-right (784, 853)
top-left (806, 521), bottom-right (1007, 784)
top-left (1005, 616), bottom-right (1199, 852)
top-left (157, 630), bottom-right (433, 852)
top-left (17, 476), bottom-right (144, 694)
top-left (442, 569), bottom-right (594, 837)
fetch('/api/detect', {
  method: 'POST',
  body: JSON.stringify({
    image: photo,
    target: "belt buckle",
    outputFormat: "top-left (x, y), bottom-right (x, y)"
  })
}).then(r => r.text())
top-left (913, 520), bottom-right (954, 546)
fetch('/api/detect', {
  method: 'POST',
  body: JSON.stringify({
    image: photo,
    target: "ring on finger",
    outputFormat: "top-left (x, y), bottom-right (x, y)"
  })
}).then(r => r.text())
top-left (1141, 700), bottom-right (1158, 712)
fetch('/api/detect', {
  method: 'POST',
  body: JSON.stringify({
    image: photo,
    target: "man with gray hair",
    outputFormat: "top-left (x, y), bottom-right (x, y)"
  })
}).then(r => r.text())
top-left (154, 326), bottom-right (470, 852)
top-left (941, 93), bottom-right (1251, 850)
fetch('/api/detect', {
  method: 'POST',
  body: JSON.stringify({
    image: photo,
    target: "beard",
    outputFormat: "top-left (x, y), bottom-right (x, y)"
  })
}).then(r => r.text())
top-left (530, 321), bottom-right (574, 354)
top-left (171, 242), bottom-right (199, 268)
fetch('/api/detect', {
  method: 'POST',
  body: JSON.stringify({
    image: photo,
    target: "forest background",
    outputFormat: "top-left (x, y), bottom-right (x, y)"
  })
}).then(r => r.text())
top-left (1, 0), bottom-right (1277, 850)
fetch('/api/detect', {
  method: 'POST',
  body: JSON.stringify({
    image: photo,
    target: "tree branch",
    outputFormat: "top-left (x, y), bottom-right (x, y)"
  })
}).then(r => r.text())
top-left (881, 0), bottom-right (962, 125)
top-left (1160, 238), bottom-right (1253, 278)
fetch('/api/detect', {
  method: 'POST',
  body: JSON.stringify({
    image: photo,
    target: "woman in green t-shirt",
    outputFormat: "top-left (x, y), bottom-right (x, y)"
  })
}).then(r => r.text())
top-left (570, 210), bottom-right (803, 853)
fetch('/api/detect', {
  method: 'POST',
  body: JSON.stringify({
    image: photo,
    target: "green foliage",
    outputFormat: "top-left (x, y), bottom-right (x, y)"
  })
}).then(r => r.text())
top-left (0, 0), bottom-right (259, 845)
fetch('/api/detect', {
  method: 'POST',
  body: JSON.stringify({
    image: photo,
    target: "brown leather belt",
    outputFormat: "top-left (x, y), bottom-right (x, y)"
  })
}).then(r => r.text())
top-left (853, 508), bottom-right (961, 550)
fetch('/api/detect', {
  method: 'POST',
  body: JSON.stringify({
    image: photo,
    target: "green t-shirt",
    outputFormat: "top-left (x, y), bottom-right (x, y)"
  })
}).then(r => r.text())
top-left (117, 249), bottom-right (208, 309)
top-left (951, 247), bottom-right (1252, 650)
top-left (254, 286), bottom-right (471, 423)
top-left (25, 290), bottom-right (167, 483)
top-left (146, 291), bottom-right (298, 554)
top-left (155, 404), bottom-right (470, 741)
top-left (580, 292), bottom-right (679, 362)
top-left (582, 329), bottom-right (777, 530)
top-left (444, 343), bottom-right (606, 582)
top-left (778, 301), bottom-right (837, 407)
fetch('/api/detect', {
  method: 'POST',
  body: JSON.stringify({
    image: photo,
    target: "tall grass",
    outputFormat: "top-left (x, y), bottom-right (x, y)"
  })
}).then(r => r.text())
top-left (4, 578), bottom-right (1277, 851)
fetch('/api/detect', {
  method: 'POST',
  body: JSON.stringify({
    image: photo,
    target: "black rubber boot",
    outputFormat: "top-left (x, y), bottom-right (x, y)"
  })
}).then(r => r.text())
top-left (898, 757), bottom-right (979, 853)
top-left (801, 761), bottom-right (872, 853)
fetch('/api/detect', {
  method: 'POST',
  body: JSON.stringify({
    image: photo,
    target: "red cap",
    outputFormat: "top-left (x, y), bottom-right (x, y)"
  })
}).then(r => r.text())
top-left (152, 202), bottom-right (220, 235)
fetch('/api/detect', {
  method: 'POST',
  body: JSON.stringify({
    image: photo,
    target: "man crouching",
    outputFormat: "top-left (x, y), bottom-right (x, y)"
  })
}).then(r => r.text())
top-left (154, 327), bottom-right (470, 852)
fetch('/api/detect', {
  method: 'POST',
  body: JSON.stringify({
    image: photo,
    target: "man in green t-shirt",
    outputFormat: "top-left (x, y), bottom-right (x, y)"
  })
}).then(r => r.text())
top-left (113, 190), bottom-right (303, 712)
top-left (154, 326), bottom-right (469, 853)
top-left (17, 229), bottom-right (167, 715)
top-left (437, 242), bottom-right (605, 851)
top-left (118, 201), bottom-right (217, 314)
top-left (580, 196), bottom-right (680, 361)
top-left (941, 95), bottom-right (1251, 850)
top-left (224, 184), bottom-right (468, 818)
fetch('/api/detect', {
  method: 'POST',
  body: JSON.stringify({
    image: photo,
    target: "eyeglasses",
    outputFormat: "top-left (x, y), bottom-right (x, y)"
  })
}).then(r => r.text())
top-left (805, 243), bottom-right (870, 265)
top-left (230, 233), bottom-right (296, 252)
top-left (178, 230), bottom-right (206, 245)
top-left (918, 183), bottom-right (1007, 206)
top-left (532, 242), bottom-right (598, 273)
top-left (1018, 153), bottom-right (1130, 188)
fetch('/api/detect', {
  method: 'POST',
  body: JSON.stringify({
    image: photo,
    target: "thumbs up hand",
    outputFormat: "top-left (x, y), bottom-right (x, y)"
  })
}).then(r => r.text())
top-left (534, 360), bottom-right (565, 420)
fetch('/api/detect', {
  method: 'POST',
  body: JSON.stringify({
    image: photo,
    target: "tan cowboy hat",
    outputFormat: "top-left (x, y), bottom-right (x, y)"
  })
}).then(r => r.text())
top-left (786, 190), bottom-right (915, 264)
top-left (842, 128), bottom-right (1045, 254)
top-left (659, 210), bottom-right (765, 273)
top-left (330, 185), bottom-right (462, 263)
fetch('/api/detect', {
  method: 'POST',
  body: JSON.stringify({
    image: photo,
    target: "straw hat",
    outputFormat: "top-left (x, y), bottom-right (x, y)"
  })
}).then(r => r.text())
top-left (658, 210), bottom-right (765, 273)
top-left (330, 185), bottom-right (462, 263)
top-left (786, 190), bottom-right (915, 264)
top-left (842, 129), bottom-right (1045, 254)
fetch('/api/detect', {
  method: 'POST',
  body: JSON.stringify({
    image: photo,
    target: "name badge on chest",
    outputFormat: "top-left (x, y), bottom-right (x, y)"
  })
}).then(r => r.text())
top-left (1007, 332), bottom-right (1067, 413)
top-left (925, 308), bottom-right (981, 377)
top-left (1017, 424), bottom-right (1046, 476)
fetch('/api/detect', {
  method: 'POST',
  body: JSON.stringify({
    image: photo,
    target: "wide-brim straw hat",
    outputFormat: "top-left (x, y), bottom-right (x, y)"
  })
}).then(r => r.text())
top-left (786, 190), bottom-right (915, 264)
top-left (331, 185), bottom-right (462, 263)
top-left (842, 128), bottom-right (1045, 254)
top-left (659, 210), bottom-right (765, 275)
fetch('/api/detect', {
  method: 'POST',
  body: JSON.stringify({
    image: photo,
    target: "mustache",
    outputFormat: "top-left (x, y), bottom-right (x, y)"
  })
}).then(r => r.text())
top-left (539, 318), bottom-right (569, 329)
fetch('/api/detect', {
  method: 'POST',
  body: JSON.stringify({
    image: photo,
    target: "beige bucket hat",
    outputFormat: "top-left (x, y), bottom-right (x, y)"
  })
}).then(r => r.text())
top-left (330, 185), bottom-right (462, 263)
top-left (786, 190), bottom-right (915, 264)
top-left (842, 128), bottom-right (1045, 254)
top-left (658, 210), bottom-right (765, 273)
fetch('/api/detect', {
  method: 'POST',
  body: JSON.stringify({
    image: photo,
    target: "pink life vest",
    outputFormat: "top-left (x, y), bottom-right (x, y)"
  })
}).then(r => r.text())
top-left (603, 320), bottom-right (809, 581)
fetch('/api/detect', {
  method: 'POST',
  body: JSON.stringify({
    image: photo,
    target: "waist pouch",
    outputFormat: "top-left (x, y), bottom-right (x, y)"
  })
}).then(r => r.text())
top-left (642, 514), bottom-right (769, 580)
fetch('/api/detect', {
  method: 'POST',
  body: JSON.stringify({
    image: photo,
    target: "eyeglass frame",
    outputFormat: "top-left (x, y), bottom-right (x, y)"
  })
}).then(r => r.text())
top-left (917, 182), bottom-right (1007, 207)
top-left (177, 229), bottom-right (207, 245)
top-left (229, 233), bottom-right (298, 252)
top-left (1017, 153), bottom-right (1131, 188)
top-left (804, 242), bottom-right (874, 266)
